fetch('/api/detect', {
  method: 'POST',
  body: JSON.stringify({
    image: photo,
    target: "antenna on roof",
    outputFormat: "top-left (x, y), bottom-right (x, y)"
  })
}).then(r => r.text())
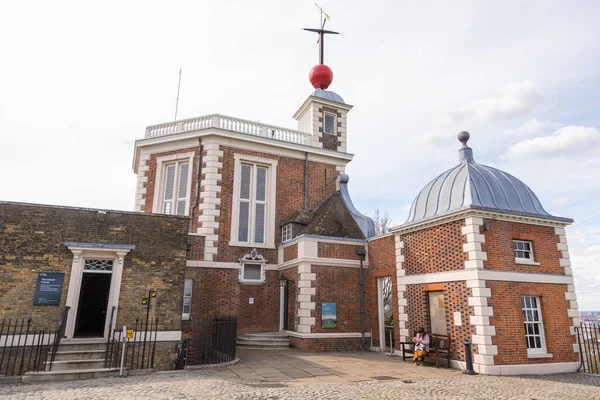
top-left (174, 69), bottom-right (182, 121)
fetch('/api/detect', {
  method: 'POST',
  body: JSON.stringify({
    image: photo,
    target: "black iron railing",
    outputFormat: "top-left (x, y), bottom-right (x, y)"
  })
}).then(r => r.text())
top-left (105, 316), bottom-right (159, 371)
top-left (46, 306), bottom-right (69, 372)
top-left (0, 315), bottom-right (62, 376)
top-left (184, 316), bottom-right (237, 368)
top-left (576, 322), bottom-right (600, 374)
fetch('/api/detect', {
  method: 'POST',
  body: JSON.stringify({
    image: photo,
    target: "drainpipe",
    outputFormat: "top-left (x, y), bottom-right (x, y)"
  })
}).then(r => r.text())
top-left (356, 245), bottom-right (367, 351)
top-left (189, 138), bottom-right (202, 233)
top-left (303, 152), bottom-right (308, 210)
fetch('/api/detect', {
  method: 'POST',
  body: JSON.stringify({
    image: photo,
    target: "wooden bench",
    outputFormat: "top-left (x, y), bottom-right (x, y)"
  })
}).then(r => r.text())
top-left (400, 334), bottom-right (451, 368)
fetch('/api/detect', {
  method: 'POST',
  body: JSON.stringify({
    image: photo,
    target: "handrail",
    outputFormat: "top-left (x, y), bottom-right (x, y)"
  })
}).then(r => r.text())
top-left (104, 306), bottom-right (116, 368)
top-left (144, 114), bottom-right (310, 145)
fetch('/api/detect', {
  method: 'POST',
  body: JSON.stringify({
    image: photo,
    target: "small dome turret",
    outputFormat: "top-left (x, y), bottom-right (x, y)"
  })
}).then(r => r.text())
top-left (405, 132), bottom-right (571, 225)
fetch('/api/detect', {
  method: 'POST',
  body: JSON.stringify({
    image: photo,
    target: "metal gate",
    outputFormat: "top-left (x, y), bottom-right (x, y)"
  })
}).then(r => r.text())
top-left (575, 322), bottom-right (599, 374)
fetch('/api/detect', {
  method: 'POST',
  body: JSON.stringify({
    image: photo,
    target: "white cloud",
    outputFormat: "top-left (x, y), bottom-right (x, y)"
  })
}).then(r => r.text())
top-left (551, 196), bottom-right (572, 207)
top-left (502, 125), bottom-right (600, 160)
top-left (435, 80), bottom-right (545, 128)
top-left (504, 118), bottom-right (562, 136)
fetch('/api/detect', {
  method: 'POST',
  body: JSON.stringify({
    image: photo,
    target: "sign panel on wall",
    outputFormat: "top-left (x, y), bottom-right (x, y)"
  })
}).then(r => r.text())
top-left (33, 272), bottom-right (65, 306)
top-left (321, 302), bottom-right (337, 328)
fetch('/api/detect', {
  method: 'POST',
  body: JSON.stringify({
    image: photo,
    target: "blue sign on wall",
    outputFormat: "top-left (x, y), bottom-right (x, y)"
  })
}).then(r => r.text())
top-left (33, 272), bottom-right (65, 306)
top-left (321, 302), bottom-right (337, 328)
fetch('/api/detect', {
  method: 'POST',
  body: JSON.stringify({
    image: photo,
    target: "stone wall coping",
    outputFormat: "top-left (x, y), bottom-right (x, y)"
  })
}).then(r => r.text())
top-left (0, 201), bottom-right (190, 220)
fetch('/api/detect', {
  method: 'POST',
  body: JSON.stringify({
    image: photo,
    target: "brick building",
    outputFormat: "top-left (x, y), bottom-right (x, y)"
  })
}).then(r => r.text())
top-left (0, 51), bottom-right (582, 376)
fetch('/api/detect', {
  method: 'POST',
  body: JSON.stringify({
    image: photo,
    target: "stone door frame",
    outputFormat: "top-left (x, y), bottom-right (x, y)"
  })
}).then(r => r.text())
top-left (65, 243), bottom-right (134, 339)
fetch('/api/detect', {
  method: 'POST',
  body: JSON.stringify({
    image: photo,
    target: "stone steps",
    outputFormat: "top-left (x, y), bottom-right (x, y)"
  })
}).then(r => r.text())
top-left (22, 340), bottom-right (119, 383)
top-left (22, 368), bottom-right (120, 383)
top-left (48, 359), bottom-right (107, 371)
top-left (237, 332), bottom-right (290, 350)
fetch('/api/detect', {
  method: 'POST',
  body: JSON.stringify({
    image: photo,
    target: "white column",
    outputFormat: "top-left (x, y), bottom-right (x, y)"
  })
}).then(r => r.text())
top-left (134, 153), bottom-right (151, 212)
top-left (462, 217), bottom-right (487, 269)
top-left (395, 235), bottom-right (409, 342)
top-left (467, 279), bottom-right (497, 368)
top-left (198, 143), bottom-right (223, 261)
top-left (297, 263), bottom-right (316, 333)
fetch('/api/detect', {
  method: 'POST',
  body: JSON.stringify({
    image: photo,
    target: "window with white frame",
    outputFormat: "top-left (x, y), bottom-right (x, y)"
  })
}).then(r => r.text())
top-left (521, 296), bottom-right (546, 352)
top-left (237, 164), bottom-right (268, 244)
top-left (513, 240), bottom-right (534, 263)
top-left (324, 112), bottom-right (336, 134)
top-left (162, 161), bottom-right (190, 216)
top-left (182, 279), bottom-right (193, 319)
top-left (241, 263), bottom-right (264, 283)
top-left (281, 224), bottom-right (292, 242)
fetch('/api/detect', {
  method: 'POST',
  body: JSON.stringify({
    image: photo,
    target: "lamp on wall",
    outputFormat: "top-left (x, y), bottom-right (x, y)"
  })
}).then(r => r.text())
top-left (279, 276), bottom-right (287, 287)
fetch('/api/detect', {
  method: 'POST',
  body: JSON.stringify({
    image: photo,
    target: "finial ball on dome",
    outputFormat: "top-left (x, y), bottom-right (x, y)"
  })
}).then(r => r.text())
top-left (458, 131), bottom-right (470, 145)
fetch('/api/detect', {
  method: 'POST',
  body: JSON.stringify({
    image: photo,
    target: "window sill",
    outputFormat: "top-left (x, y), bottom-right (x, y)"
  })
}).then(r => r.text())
top-left (527, 352), bottom-right (553, 359)
top-left (229, 241), bottom-right (276, 250)
top-left (182, 315), bottom-right (190, 321)
top-left (515, 258), bottom-right (540, 266)
top-left (239, 280), bottom-right (265, 285)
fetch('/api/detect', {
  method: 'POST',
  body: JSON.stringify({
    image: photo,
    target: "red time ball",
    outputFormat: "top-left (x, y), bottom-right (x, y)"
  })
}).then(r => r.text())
top-left (309, 64), bottom-right (333, 90)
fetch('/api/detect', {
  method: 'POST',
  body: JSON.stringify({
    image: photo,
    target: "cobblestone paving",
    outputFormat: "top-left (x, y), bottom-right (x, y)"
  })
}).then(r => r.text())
top-left (0, 350), bottom-right (598, 399)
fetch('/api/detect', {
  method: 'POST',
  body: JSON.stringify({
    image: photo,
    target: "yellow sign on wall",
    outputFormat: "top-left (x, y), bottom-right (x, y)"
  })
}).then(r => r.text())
top-left (126, 329), bottom-right (134, 339)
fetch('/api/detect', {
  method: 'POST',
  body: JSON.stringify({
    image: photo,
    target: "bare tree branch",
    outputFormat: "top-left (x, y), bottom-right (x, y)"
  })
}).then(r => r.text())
top-left (373, 209), bottom-right (393, 236)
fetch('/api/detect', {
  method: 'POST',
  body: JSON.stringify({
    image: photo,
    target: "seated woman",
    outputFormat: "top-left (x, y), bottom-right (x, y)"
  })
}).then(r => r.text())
top-left (412, 327), bottom-right (430, 366)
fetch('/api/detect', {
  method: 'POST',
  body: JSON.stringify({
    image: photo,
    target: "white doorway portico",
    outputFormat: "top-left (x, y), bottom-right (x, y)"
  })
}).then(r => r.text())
top-left (64, 242), bottom-right (134, 339)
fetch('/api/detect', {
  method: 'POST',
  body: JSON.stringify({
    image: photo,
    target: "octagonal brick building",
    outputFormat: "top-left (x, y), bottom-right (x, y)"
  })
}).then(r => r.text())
top-left (367, 132), bottom-right (580, 375)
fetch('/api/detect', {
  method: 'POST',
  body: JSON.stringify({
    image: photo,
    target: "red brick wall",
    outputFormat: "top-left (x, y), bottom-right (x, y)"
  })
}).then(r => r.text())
top-left (487, 281), bottom-right (577, 365)
top-left (401, 220), bottom-right (467, 275)
top-left (283, 244), bottom-right (298, 262)
top-left (290, 337), bottom-right (362, 351)
top-left (184, 268), bottom-right (279, 334)
top-left (312, 266), bottom-right (360, 333)
top-left (365, 235), bottom-right (398, 348)
top-left (483, 220), bottom-right (563, 274)
top-left (187, 235), bottom-right (205, 261)
top-left (217, 145), bottom-right (338, 263)
top-left (406, 282), bottom-right (475, 361)
top-left (317, 243), bottom-right (360, 260)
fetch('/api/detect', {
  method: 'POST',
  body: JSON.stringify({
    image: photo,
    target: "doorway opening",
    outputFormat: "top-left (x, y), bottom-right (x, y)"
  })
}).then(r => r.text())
top-left (428, 291), bottom-right (447, 335)
top-left (377, 276), bottom-right (394, 351)
top-left (74, 259), bottom-right (113, 338)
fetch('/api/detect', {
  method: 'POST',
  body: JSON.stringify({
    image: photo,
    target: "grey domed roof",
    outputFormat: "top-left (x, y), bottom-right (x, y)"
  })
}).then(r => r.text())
top-left (312, 89), bottom-right (345, 104)
top-left (406, 132), bottom-right (572, 225)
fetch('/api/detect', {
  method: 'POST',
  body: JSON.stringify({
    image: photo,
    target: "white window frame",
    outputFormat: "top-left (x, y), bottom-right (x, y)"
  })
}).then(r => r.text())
top-left (513, 239), bottom-right (539, 265)
top-left (182, 279), bottom-right (192, 320)
top-left (239, 262), bottom-right (266, 284)
top-left (152, 152), bottom-right (195, 216)
top-left (230, 154), bottom-right (278, 249)
top-left (323, 112), bottom-right (337, 135)
top-left (521, 295), bottom-right (549, 356)
top-left (281, 224), bottom-right (292, 243)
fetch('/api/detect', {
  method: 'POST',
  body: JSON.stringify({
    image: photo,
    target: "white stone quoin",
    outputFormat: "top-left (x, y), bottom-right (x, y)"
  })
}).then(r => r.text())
top-left (198, 143), bottom-right (223, 261)
top-left (395, 236), bottom-right (409, 342)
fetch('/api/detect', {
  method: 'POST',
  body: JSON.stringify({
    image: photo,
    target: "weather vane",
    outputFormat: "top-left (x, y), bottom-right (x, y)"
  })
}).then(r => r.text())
top-left (302, 3), bottom-right (340, 65)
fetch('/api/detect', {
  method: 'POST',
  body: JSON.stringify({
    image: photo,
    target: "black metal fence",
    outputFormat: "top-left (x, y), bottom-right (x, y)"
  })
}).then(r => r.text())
top-left (182, 316), bottom-right (237, 368)
top-left (105, 316), bottom-right (159, 371)
top-left (576, 322), bottom-right (600, 374)
top-left (0, 307), bottom-right (69, 376)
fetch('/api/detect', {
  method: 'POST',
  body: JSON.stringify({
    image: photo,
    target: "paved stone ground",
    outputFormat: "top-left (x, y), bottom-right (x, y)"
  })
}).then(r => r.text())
top-left (1, 349), bottom-right (599, 399)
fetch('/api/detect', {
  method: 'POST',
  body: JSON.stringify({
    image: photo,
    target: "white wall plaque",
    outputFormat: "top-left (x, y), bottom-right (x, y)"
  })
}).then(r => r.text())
top-left (249, 297), bottom-right (254, 305)
top-left (454, 311), bottom-right (462, 326)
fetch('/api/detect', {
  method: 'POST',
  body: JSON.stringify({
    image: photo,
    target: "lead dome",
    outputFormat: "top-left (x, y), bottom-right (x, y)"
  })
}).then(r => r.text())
top-left (405, 132), bottom-right (571, 225)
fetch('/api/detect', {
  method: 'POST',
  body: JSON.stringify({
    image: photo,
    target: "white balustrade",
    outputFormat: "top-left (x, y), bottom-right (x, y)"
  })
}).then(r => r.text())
top-left (144, 114), bottom-right (309, 145)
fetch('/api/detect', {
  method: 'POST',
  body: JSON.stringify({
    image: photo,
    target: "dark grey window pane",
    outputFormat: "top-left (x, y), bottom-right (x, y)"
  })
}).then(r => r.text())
top-left (240, 165), bottom-right (251, 200)
top-left (256, 167), bottom-right (267, 201)
top-left (254, 203), bottom-right (265, 244)
top-left (243, 264), bottom-right (262, 280)
top-left (238, 202), bottom-right (250, 242)
top-left (535, 337), bottom-right (541, 348)
top-left (324, 114), bottom-right (335, 133)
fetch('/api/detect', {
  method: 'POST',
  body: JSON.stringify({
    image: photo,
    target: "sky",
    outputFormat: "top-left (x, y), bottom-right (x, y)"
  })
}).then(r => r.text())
top-left (1, 1), bottom-right (598, 310)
